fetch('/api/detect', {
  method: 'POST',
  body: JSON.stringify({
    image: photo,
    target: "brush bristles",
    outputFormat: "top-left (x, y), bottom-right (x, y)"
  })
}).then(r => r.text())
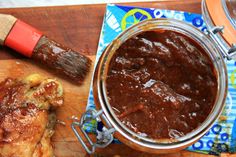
top-left (32, 36), bottom-right (91, 84)
top-left (55, 50), bottom-right (92, 83)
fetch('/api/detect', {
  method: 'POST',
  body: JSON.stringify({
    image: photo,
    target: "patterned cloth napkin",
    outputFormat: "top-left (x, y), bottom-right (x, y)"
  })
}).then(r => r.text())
top-left (83, 4), bottom-right (236, 155)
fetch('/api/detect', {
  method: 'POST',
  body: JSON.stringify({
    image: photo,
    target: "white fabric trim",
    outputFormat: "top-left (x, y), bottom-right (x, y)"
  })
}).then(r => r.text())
top-left (0, 0), bottom-right (156, 8)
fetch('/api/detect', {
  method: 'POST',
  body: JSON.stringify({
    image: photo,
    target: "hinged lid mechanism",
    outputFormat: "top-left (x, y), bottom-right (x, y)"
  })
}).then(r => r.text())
top-left (202, 0), bottom-right (236, 59)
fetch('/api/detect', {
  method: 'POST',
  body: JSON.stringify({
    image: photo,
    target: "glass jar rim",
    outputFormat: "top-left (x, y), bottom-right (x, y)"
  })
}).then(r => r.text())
top-left (95, 18), bottom-right (228, 150)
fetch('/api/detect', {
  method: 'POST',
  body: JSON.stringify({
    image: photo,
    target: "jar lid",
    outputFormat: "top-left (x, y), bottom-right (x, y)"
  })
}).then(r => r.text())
top-left (222, 0), bottom-right (236, 29)
top-left (202, 0), bottom-right (236, 59)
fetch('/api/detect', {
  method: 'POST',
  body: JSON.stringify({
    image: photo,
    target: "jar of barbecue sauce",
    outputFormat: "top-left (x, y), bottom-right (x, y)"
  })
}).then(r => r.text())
top-left (72, 0), bottom-right (236, 154)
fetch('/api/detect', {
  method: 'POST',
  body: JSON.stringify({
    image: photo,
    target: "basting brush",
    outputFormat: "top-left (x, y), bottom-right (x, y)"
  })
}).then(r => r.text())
top-left (0, 14), bottom-right (91, 84)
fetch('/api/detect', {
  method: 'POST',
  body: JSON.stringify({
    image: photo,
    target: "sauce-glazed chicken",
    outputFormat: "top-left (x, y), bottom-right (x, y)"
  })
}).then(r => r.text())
top-left (0, 74), bottom-right (63, 157)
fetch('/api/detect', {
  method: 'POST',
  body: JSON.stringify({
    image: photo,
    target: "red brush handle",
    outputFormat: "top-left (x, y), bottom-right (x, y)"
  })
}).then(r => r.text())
top-left (4, 20), bottom-right (42, 57)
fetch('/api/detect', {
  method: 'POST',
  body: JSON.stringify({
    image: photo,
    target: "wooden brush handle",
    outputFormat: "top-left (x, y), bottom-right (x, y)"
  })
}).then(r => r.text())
top-left (0, 14), bottom-right (42, 57)
top-left (0, 14), bottom-right (17, 45)
top-left (4, 20), bottom-right (42, 57)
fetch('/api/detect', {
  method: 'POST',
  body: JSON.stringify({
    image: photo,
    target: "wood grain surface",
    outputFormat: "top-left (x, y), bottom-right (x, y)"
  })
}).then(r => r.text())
top-left (0, 0), bottom-right (201, 60)
top-left (0, 0), bottom-right (235, 156)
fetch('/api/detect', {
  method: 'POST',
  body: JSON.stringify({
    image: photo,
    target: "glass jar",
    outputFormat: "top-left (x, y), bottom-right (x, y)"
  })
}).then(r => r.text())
top-left (72, 18), bottom-right (228, 154)
top-left (202, 0), bottom-right (236, 59)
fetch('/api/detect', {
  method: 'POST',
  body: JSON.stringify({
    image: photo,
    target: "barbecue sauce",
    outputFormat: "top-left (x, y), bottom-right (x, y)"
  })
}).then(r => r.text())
top-left (106, 30), bottom-right (217, 139)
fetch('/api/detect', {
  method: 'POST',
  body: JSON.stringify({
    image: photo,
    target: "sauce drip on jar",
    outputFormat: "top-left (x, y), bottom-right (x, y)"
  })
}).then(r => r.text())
top-left (106, 30), bottom-right (217, 139)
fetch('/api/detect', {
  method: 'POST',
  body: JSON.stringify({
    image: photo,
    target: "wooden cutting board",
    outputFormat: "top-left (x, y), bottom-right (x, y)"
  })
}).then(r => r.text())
top-left (0, 1), bottom-right (235, 157)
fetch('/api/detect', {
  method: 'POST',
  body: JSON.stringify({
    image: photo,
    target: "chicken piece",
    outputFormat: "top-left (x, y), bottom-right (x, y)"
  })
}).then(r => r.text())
top-left (0, 74), bottom-right (63, 157)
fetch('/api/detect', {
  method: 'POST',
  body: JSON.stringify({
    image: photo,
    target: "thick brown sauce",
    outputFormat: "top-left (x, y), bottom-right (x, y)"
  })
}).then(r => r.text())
top-left (106, 30), bottom-right (217, 139)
